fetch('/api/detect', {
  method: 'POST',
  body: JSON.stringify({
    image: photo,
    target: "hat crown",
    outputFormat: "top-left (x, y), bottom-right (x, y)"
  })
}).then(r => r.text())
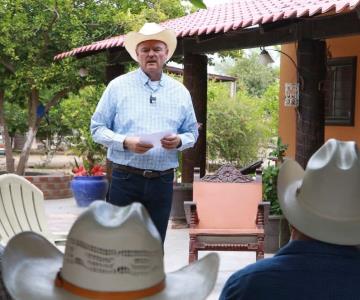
top-left (299, 139), bottom-right (360, 219)
top-left (138, 23), bottom-right (166, 35)
top-left (61, 201), bottom-right (165, 292)
top-left (278, 139), bottom-right (360, 245)
top-left (124, 22), bottom-right (177, 62)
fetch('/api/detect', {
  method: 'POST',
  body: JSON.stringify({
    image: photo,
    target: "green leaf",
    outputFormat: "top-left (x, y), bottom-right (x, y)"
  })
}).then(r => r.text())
top-left (189, 0), bottom-right (207, 9)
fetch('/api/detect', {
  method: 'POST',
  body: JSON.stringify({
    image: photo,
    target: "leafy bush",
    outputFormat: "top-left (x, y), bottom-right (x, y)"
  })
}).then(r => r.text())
top-left (262, 138), bottom-right (288, 215)
top-left (60, 85), bottom-right (107, 170)
top-left (262, 165), bottom-right (281, 215)
top-left (207, 81), bottom-right (276, 167)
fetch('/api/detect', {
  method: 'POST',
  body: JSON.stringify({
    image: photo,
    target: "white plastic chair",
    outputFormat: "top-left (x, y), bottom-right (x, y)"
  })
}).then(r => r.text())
top-left (0, 174), bottom-right (66, 246)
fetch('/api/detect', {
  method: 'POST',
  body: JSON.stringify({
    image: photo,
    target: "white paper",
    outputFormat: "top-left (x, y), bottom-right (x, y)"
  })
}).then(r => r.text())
top-left (139, 130), bottom-right (173, 148)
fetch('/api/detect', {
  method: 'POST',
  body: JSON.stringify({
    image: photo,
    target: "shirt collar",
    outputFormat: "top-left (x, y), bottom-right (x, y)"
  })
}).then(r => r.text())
top-left (137, 68), bottom-right (165, 87)
top-left (276, 240), bottom-right (360, 258)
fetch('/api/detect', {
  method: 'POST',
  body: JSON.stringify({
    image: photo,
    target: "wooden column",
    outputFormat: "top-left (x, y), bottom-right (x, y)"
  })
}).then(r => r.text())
top-left (105, 62), bottom-right (125, 184)
top-left (182, 53), bottom-right (208, 182)
top-left (106, 63), bottom-right (125, 84)
top-left (296, 39), bottom-right (326, 168)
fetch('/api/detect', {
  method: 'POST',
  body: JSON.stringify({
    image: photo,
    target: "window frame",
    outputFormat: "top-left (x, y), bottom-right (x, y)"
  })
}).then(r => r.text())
top-left (325, 56), bottom-right (357, 126)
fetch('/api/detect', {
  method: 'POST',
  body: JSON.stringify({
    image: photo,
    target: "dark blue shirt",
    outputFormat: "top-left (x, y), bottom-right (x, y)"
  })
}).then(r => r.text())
top-left (219, 240), bottom-right (360, 300)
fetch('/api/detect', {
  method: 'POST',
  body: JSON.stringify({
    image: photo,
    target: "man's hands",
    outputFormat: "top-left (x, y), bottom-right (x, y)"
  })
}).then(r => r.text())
top-left (124, 134), bottom-right (181, 153)
top-left (161, 134), bottom-right (181, 149)
top-left (124, 137), bottom-right (153, 154)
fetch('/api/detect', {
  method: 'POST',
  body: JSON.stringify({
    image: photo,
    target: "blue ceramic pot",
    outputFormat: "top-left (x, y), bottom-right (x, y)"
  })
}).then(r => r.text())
top-left (71, 176), bottom-right (109, 207)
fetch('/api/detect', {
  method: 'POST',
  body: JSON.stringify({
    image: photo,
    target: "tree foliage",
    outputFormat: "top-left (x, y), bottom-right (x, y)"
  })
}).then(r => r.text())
top-left (217, 50), bottom-right (279, 97)
top-left (0, 0), bottom-right (185, 174)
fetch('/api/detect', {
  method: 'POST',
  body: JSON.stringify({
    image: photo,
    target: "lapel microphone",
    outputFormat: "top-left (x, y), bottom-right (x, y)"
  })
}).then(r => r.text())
top-left (150, 95), bottom-right (156, 104)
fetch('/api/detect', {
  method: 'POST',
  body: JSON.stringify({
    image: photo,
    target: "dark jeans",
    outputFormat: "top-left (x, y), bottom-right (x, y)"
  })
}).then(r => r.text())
top-left (109, 170), bottom-right (174, 243)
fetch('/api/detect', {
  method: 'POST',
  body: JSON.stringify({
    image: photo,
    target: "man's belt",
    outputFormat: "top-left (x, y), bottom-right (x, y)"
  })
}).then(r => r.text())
top-left (112, 163), bottom-right (174, 179)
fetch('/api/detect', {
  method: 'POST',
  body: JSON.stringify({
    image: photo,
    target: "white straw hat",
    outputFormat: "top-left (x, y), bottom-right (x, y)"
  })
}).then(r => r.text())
top-left (277, 139), bottom-right (360, 245)
top-left (124, 23), bottom-right (177, 62)
top-left (2, 201), bottom-right (219, 300)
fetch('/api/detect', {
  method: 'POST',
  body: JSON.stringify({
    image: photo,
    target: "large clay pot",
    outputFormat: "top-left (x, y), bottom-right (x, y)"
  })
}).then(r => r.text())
top-left (71, 176), bottom-right (109, 207)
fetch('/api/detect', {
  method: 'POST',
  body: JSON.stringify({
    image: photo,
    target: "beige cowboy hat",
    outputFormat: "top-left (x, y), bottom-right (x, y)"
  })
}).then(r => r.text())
top-left (124, 23), bottom-right (177, 62)
top-left (277, 139), bottom-right (360, 245)
top-left (2, 201), bottom-right (219, 300)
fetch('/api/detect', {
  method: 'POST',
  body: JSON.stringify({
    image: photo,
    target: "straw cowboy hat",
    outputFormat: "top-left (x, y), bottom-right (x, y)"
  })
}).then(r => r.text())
top-left (124, 23), bottom-right (177, 62)
top-left (277, 139), bottom-right (360, 245)
top-left (2, 201), bottom-right (219, 300)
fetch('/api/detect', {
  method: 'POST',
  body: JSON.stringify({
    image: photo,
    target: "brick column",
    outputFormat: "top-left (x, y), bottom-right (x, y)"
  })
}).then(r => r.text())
top-left (296, 39), bottom-right (326, 168)
top-left (182, 53), bottom-right (208, 182)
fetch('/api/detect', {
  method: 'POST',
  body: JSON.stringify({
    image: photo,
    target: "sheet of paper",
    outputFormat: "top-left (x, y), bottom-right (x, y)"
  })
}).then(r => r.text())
top-left (139, 131), bottom-right (173, 148)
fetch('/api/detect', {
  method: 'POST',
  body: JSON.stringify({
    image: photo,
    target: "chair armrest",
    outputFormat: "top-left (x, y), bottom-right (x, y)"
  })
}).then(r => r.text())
top-left (256, 201), bottom-right (270, 228)
top-left (184, 201), bottom-right (199, 228)
top-left (51, 232), bottom-right (68, 246)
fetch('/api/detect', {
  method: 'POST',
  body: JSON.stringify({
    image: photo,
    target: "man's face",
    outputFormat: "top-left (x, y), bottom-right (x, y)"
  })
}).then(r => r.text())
top-left (136, 40), bottom-right (168, 79)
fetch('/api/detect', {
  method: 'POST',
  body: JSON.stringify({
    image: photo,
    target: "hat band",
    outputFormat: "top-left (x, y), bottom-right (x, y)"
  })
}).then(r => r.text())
top-left (55, 271), bottom-right (165, 300)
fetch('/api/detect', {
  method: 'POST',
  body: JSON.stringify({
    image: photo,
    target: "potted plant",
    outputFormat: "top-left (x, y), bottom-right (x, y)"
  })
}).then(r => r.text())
top-left (71, 160), bottom-right (108, 207)
top-left (263, 137), bottom-right (290, 253)
top-left (60, 86), bottom-right (108, 206)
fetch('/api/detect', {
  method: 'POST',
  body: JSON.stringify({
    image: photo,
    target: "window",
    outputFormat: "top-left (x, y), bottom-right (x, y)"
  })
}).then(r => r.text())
top-left (324, 57), bottom-right (357, 126)
top-left (325, 57), bottom-right (356, 126)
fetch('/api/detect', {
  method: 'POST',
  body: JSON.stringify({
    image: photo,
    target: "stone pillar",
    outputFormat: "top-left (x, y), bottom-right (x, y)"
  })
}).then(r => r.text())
top-left (182, 53), bottom-right (208, 182)
top-left (296, 39), bottom-right (326, 168)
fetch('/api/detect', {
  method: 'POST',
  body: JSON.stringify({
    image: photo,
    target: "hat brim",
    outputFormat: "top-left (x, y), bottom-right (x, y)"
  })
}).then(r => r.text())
top-left (124, 29), bottom-right (177, 62)
top-left (278, 159), bottom-right (360, 245)
top-left (3, 232), bottom-right (219, 300)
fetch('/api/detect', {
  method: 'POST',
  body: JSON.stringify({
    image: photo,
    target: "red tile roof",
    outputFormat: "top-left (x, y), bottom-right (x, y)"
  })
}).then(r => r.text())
top-left (54, 0), bottom-right (360, 60)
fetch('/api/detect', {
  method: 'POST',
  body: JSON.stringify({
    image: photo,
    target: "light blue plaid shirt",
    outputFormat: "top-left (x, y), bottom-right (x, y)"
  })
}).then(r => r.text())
top-left (91, 68), bottom-right (198, 171)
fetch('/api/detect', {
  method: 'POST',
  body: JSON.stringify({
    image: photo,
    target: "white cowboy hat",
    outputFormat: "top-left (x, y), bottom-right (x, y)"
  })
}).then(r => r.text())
top-left (124, 23), bottom-right (177, 62)
top-left (2, 201), bottom-right (219, 300)
top-left (277, 139), bottom-right (360, 245)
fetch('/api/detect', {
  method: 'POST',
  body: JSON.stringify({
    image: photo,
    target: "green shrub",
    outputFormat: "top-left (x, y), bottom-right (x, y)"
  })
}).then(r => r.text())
top-left (262, 165), bottom-right (281, 215)
top-left (262, 137), bottom-right (288, 215)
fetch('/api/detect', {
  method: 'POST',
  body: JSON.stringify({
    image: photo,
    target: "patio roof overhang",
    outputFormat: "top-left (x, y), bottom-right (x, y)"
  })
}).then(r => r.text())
top-left (54, 0), bottom-right (360, 62)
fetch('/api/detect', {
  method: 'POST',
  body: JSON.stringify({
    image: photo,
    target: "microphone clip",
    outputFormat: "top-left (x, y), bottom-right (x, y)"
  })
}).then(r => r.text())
top-left (150, 95), bottom-right (156, 104)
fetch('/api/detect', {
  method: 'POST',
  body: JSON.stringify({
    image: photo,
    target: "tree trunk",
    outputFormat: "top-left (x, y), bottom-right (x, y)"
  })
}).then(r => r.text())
top-left (16, 89), bottom-right (40, 175)
top-left (16, 127), bottom-right (38, 175)
top-left (0, 90), bottom-right (15, 172)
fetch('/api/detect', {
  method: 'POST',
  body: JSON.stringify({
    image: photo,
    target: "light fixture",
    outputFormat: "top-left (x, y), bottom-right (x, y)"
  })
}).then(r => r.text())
top-left (259, 46), bottom-right (303, 108)
top-left (78, 67), bottom-right (89, 77)
top-left (259, 49), bottom-right (275, 65)
top-left (259, 47), bottom-right (299, 71)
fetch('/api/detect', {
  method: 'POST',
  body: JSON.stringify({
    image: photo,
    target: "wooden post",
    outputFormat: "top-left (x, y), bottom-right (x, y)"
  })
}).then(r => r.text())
top-left (106, 63), bottom-right (125, 84)
top-left (182, 53), bottom-right (208, 182)
top-left (296, 39), bottom-right (326, 168)
top-left (105, 62), bottom-right (125, 184)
